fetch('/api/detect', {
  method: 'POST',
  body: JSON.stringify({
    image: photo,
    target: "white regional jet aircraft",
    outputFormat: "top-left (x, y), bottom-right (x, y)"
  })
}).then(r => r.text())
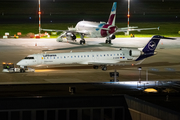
top-left (17, 35), bottom-right (175, 71)
top-left (42, 2), bottom-right (158, 45)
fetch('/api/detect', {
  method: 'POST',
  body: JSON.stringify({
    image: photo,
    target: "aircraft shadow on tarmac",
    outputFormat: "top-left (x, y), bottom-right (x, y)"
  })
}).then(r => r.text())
top-left (35, 62), bottom-right (180, 71)
top-left (42, 42), bottom-right (137, 52)
top-left (42, 44), bottom-right (113, 52)
top-left (140, 62), bottom-right (180, 68)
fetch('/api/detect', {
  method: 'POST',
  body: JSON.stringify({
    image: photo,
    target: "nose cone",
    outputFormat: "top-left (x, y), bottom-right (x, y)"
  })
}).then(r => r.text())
top-left (16, 60), bottom-right (24, 66)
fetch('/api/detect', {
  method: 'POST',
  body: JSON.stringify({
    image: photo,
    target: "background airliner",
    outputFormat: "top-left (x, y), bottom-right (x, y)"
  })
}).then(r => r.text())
top-left (17, 35), bottom-right (175, 71)
top-left (42, 2), bottom-right (158, 45)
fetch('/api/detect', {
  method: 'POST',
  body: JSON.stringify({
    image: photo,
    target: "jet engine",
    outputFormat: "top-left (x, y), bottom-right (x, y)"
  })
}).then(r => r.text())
top-left (56, 32), bottom-right (76, 42)
top-left (66, 32), bottom-right (76, 40)
top-left (109, 34), bottom-right (116, 40)
top-left (56, 36), bottom-right (63, 42)
top-left (129, 50), bottom-right (141, 57)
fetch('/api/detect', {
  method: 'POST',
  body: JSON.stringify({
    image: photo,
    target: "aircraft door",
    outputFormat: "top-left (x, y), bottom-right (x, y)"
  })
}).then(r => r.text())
top-left (36, 54), bottom-right (43, 65)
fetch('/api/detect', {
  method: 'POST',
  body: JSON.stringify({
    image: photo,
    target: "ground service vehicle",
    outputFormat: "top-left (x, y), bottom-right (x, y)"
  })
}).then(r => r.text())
top-left (2, 62), bottom-right (34, 73)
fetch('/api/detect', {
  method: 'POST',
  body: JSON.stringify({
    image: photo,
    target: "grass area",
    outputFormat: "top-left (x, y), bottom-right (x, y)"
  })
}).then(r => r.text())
top-left (0, 22), bottom-right (180, 38)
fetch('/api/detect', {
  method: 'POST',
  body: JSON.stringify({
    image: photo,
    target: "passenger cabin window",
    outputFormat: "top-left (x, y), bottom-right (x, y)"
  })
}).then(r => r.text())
top-left (24, 57), bottom-right (34, 59)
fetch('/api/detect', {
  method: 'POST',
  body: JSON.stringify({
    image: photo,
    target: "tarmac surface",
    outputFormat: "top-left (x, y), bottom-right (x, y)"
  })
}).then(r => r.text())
top-left (0, 37), bottom-right (180, 113)
top-left (0, 37), bottom-right (180, 84)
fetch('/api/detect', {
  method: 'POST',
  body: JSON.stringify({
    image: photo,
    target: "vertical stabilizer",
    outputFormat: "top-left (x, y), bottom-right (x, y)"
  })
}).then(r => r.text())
top-left (136, 35), bottom-right (176, 61)
top-left (107, 2), bottom-right (117, 26)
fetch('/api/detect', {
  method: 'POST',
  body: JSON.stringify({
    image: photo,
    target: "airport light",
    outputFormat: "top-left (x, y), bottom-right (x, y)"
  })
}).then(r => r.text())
top-left (38, 0), bottom-right (41, 37)
top-left (127, 0), bottom-right (130, 35)
top-left (138, 67), bottom-right (142, 83)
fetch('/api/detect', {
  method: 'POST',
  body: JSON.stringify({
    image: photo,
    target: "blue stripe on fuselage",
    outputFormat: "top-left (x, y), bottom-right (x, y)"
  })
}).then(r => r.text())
top-left (96, 23), bottom-right (106, 31)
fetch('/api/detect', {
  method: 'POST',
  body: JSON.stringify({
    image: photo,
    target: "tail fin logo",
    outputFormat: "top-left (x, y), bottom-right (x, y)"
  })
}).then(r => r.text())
top-left (111, 2), bottom-right (117, 12)
top-left (148, 41), bottom-right (156, 50)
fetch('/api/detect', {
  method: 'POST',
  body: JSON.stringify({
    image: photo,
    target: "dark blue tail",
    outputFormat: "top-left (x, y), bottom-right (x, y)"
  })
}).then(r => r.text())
top-left (136, 35), bottom-right (175, 61)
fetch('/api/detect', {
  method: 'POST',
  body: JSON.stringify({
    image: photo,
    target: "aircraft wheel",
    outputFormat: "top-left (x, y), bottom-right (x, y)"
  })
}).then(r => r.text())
top-left (80, 40), bottom-right (83, 44)
top-left (105, 40), bottom-right (108, 44)
top-left (20, 69), bottom-right (25, 73)
top-left (102, 66), bottom-right (107, 71)
top-left (83, 41), bottom-right (85, 44)
top-left (93, 65), bottom-right (98, 69)
top-left (109, 40), bottom-right (111, 44)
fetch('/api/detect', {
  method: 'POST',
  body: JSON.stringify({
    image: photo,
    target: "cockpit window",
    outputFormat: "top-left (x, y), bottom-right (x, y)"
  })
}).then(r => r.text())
top-left (24, 57), bottom-right (34, 59)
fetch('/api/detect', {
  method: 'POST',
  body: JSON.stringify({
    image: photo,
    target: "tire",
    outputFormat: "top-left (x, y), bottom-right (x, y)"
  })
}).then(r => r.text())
top-left (93, 65), bottom-right (98, 69)
top-left (83, 41), bottom-right (85, 44)
top-left (109, 40), bottom-right (111, 44)
top-left (102, 67), bottom-right (107, 71)
top-left (105, 40), bottom-right (108, 44)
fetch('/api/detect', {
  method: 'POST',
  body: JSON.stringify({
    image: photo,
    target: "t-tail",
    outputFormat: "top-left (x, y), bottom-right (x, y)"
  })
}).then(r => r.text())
top-left (107, 2), bottom-right (117, 26)
top-left (136, 35), bottom-right (176, 61)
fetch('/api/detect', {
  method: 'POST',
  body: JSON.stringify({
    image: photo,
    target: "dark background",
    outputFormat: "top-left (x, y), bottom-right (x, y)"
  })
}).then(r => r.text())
top-left (0, 0), bottom-right (179, 24)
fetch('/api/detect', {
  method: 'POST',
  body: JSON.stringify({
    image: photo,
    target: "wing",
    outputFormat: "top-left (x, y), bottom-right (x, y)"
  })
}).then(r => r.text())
top-left (87, 61), bottom-right (144, 66)
top-left (41, 28), bottom-right (91, 35)
top-left (116, 27), bottom-right (159, 33)
top-left (41, 28), bottom-right (65, 32)
top-left (128, 27), bottom-right (160, 32)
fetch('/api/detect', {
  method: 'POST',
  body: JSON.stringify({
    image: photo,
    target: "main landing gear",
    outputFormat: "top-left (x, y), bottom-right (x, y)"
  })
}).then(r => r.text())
top-left (105, 34), bottom-right (115, 44)
top-left (105, 36), bottom-right (112, 44)
top-left (80, 39), bottom-right (85, 44)
top-left (80, 33), bottom-right (86, 44)
top-left (93, 65), bottom-right (107, 71)
top-left (105, 40), bottom-right (111, 44)
top-left (101, 65), bottom-right (107, 71)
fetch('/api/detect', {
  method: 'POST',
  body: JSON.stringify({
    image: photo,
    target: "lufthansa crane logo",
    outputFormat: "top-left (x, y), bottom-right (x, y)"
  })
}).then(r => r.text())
top-left (148, 41), bottom-right (156, 50)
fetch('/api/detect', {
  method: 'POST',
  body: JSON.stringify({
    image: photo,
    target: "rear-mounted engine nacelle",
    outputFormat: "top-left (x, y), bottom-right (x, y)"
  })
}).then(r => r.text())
top-left (66, 32), bottom-right (76, 40)
top-left (129, 50), bottom-right (141, 57)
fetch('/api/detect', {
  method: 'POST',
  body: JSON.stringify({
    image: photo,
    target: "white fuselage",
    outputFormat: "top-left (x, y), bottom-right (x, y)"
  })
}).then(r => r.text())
top-left (17, 50), bottom-right (141, 67)
top-left (75, 21), bottom-right (104, 38)
top-left (74, 21), bottom-right (116, 38)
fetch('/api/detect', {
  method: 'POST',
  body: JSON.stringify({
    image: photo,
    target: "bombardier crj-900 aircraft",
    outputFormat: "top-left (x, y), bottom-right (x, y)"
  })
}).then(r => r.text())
top-left (17, 35), bottom-right (175, 71)
top-left (42, 2), bottom-right (158, 44)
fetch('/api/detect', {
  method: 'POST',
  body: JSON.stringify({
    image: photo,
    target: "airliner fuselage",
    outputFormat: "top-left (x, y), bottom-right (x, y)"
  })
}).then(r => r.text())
top-left (75, 21), bottom-right (117, 38)
top-left (17, 50), bottom-right (141, 69)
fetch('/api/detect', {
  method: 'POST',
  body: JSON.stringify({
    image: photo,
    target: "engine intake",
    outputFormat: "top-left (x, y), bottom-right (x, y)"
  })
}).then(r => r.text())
top-left (66, 32), bottom-right (76, 40)
top-left (109, 34), bottom-right (116, 40)
top-left (129, 50), bottom-right (141, 57)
